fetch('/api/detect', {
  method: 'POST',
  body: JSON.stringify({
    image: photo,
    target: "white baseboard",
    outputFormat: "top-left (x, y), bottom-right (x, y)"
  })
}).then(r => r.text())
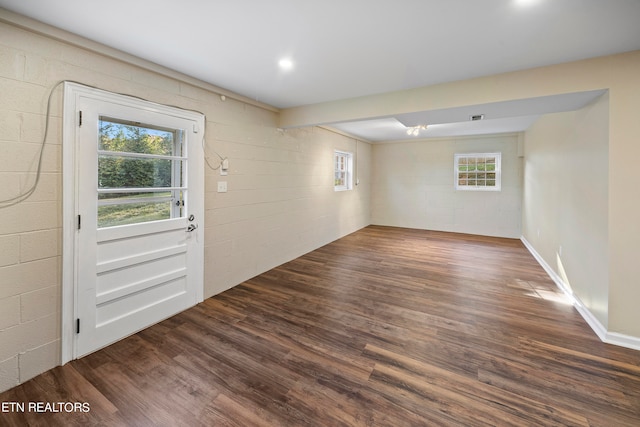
top-left (520, 236), bottom-right (640, 352)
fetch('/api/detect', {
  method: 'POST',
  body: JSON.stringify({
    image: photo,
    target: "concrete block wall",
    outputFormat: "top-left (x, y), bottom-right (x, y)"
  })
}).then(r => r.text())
top-left (371, 134), bottom-right (522, 238)
top-left (204, 123), bottom-right (371, 297)
top-left (0, 19), bottom-right (371, 393)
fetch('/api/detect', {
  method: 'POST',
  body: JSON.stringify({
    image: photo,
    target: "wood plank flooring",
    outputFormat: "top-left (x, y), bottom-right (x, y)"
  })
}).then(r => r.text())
top-left (2, 225), bottom-right (640, 426)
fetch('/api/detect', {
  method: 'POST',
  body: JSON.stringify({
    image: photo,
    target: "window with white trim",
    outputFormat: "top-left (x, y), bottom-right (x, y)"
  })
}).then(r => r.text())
top-left (97, 118), bottom-right (185, 227)
top-left (454, 153), bottom-right (501, 191)
top-left (334, 150), bottom-right (353, 191)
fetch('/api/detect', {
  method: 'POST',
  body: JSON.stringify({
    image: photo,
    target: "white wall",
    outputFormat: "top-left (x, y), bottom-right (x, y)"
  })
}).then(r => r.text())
top-left (371, 134), bottom-right (522, 238)
top-left (522, 94), bottom-right (609, 328)
top-left (1, 9), bottom-right (639, 396)
top-left (0, 19), bottom-right (370, 393)
top-left (205, 125), bottom-right (371, 296)
top-left (285, 50), bottom-right (640, 341)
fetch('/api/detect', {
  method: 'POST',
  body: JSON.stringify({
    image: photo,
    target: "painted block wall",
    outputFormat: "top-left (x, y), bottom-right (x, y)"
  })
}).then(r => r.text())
top-left (0, 20), bottom-right (371, 393)
top-left (204, 125), bottom-right (371, 296)
top-left (522, 93), bottom-right (609, 328)
top-left (371, 134), bottom-right (522, 238)
top-left (284, 50), bottom-right (640, 341)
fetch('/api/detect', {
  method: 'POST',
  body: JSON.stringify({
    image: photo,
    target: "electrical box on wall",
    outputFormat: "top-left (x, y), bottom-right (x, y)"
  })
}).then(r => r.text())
top-left (220, 158), bottom-right (229, 176)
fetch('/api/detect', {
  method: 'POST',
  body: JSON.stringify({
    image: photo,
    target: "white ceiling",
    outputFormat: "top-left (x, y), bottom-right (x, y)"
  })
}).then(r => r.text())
top-left (1, 0), bottom-right (639, 141)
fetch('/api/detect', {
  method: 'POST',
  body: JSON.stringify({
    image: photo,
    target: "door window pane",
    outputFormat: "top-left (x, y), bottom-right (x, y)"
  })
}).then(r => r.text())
top-left (98, 117), bottom-right (184, 228)
top-left (97, 194), bottom-right (172, 227)
top-left (98, 156), bottom-right (176, 188)
top-left (99, 119), bottom-right (176, 155)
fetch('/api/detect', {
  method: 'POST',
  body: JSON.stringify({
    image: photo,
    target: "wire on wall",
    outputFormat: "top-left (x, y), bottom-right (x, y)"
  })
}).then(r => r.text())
top-left (0, 80), bottom-right (64, 209)
top-left (0, 79), bottom-right (228, 208)
top-left (201, 125), bottom-right (227, 171)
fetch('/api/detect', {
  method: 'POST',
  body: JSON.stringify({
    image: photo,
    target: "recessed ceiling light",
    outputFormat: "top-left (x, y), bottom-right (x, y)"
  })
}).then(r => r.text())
top-left (515, 0), bottom-right (541, 6)
top-left (278, 58), bottom-right (294, 71)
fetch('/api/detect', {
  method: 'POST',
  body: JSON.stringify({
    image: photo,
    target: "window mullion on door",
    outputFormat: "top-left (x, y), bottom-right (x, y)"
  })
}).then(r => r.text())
top-left (172, 130), bottom-right (185, 218)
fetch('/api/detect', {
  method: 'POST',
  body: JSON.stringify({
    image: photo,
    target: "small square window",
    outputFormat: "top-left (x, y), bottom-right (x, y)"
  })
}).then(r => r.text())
top-left (334, 150), bottom-right (353, 191)
top-left (455, 153), bottom-right (501, 191)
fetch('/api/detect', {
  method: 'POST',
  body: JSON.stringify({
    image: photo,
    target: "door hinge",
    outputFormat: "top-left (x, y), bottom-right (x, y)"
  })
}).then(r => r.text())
top-left (79, 110), bottom-right (83, 127)
top-left (77, 214), bottom-right (81, 230)
top-left (76, 318), bottom-right (80, 334)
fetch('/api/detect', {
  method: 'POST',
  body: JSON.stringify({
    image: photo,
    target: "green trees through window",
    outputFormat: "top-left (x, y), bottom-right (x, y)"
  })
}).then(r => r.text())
top-left (97, 118), bottom-right (184, 227)
top-left (98, 120), bottom-right (174, 189)
top-left (334, 150), bottom-right (353, 191)
top-left (454, 153), bottom-right (501, 191)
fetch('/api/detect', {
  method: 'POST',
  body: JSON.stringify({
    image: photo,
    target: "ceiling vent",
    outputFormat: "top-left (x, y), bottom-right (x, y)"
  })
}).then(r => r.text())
top-left (470, 114), bottom-right (485, 121)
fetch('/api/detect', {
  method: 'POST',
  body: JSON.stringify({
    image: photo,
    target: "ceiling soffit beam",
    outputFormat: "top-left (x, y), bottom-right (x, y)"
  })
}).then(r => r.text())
top-left (394, 90), bottom-right (607, 127)
top-left (276, 52), bottom-right (625, 129)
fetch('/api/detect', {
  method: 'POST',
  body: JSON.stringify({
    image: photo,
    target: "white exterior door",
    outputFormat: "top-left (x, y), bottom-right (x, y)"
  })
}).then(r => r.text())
top-left (64, 83), bottom-right (204, 359)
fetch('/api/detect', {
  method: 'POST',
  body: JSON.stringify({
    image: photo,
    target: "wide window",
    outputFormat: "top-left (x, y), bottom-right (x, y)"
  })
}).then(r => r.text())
top-left (334, 150), bottom-right (353, 191)
top-left (97, 118), bottom-right (186, 227)
top-left (454, 153), bottom-right (501, 191)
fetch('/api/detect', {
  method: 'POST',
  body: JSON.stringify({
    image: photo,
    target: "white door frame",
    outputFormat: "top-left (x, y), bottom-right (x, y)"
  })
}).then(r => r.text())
top-left (61, 82), bottom-right (204, 363)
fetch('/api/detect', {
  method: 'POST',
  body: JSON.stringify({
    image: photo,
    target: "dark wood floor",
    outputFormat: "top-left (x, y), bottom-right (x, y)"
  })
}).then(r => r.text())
top-left (2, 225), bottom-right (640, 426)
